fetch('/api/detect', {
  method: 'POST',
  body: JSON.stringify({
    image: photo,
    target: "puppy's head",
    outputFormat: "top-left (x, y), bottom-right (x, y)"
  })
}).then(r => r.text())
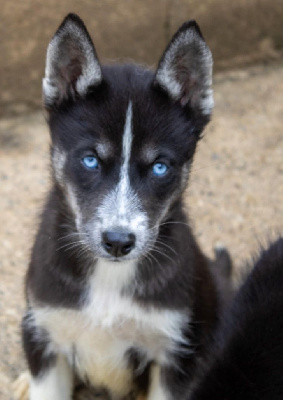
top-left (44, 14), bottom-right (213, 262)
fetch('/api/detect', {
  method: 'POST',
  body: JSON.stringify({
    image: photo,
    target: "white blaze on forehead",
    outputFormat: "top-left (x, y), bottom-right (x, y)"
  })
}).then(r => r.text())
top-left (122, 101), bottom-right (133, 162)
top-left (117, 101), bottom-right (134, 216)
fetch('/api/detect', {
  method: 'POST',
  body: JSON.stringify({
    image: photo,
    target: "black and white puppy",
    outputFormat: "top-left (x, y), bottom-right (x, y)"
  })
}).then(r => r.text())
top-left (20, 14), bottom-right (224, 400)
top-left (189, 237), bottom-right (283, 400)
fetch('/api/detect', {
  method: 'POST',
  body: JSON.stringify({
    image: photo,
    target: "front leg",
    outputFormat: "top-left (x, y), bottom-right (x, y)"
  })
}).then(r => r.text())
top-left (28, 354), bottom-right (73, 400)
top-left (22, 312), bottom-right (73, 400)
top-left (146, 364), bottom-right (169, 400)
top-left (147, 360), bottom-right (193, 400)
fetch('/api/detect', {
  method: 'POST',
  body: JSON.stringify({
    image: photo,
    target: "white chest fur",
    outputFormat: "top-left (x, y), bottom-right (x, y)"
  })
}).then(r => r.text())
top-left (32, 260), bottom-right (189, 397)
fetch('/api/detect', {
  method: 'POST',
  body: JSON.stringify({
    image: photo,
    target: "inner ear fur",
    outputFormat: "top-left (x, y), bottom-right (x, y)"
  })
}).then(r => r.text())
top-left (154, 21), bottom-right (213, 117)
top-left (43, 13), bottom-right (102, 108)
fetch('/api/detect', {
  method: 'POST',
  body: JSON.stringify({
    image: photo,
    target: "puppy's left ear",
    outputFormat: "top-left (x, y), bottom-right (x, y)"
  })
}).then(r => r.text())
top-left (154, 21), bottom-right (213, 116)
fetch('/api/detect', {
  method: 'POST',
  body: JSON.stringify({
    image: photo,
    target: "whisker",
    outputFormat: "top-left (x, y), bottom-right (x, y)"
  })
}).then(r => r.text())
top-left (145, 254), bottom-right (154, 269)
top-left (151, 248), bottom-right (176, 265)
top-left (158, 234), bottom-right (179, 243)
top-left (154, 239), bottom-right (178, 256)
top-left (56, 240), bottom-right (86, 252)
top-left (150, 220), bottom-right (191, 233)
top-left (57, 232), bottom-right (82, 241)
top-left (146, 241), bottom-right (177, 265)
top-left (144, 248), bottom-right (161, 268)
top-left (60, 243), bottom-right (85, 253)
top-left (159, 221), bottom-right (191, 228)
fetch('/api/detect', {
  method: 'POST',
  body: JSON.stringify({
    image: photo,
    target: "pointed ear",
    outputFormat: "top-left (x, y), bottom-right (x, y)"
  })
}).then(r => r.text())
top-left (154, 21), bottom-right (213, 116)
top-left (43, 13), bottom-right (102, 108)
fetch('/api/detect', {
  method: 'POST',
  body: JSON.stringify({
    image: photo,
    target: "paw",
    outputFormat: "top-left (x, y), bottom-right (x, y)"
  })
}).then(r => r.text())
top-left (12, 371), bottom-right (30, 400)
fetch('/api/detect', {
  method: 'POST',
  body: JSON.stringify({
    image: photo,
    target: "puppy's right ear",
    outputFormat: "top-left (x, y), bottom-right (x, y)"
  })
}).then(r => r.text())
top-left (43, 14), bottom-right (102, 108)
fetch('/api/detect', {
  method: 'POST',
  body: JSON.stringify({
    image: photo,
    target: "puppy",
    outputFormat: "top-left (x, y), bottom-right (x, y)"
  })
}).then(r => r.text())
top-left (19, 13), bottom-right (227, 400)
top-left (189, 237), bottom-right (283, 400)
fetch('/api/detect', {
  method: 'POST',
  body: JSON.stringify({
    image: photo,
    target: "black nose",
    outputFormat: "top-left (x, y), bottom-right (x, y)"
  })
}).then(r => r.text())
top-left (102, 231), bottom-right (136, 258)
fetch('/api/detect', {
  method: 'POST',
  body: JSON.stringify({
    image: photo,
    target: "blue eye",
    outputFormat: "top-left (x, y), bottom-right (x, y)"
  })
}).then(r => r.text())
top-left (82, 155), bottom-right (99, 170)
top-left (152, 162), bottom-right (168, 177)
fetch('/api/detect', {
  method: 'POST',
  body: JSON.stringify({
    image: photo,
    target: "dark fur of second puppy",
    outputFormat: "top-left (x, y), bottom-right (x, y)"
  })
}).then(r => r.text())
top-left (189, 237), bottom-right (283, 400)
top-left (21, 13), bottom-right (231, 400)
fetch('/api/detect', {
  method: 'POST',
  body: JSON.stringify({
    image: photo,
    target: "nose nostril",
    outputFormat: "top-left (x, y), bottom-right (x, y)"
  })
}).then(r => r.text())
top-left (121, 242), bottom-right (135, 256)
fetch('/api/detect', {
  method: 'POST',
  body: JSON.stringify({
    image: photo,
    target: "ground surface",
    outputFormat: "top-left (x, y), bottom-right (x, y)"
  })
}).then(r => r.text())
top-left (0, 64), bottom-right (282, 399)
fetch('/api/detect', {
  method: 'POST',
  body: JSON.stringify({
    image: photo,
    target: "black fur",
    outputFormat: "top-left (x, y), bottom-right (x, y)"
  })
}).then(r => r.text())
top-left (189, 238), bottom-right (283, 400)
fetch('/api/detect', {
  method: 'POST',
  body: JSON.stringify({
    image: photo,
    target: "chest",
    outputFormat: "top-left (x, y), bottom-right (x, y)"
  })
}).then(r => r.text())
top-left (33, 258), bottom-right (190, 396)
top-left (33, 292), bottom-right (188, 394)
top-left (35, 291), bottom-right (188, 357)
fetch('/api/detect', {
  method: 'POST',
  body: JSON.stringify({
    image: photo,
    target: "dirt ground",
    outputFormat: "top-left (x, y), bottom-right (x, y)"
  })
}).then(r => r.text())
top-left (0, 63), bottom-right (282, 399)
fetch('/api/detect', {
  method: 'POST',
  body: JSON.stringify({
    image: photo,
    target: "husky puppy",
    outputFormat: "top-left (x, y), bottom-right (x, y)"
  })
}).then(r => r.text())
top-left (20, 13), bottom-right (224, 400)
top-left (189, 238), bottom-right (283, 400)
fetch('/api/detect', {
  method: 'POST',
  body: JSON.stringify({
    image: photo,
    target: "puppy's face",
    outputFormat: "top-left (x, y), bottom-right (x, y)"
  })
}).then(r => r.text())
top-left (45, 15), bottom-right (213, 261)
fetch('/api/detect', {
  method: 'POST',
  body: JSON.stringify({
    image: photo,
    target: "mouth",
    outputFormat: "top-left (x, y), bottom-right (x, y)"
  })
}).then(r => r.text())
top-left (100, 253), bottom-right (139, 263)
top-left (106, 256), bottom-right (122, 263)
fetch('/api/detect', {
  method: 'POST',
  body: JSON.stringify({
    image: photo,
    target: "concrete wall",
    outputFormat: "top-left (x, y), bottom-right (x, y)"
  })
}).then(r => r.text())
top-left (1, 0), bottom-right (283, 117)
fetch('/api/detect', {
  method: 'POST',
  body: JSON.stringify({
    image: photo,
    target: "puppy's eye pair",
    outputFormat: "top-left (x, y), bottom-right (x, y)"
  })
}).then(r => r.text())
top-left (82, 155), bottom-right (99, 170)
top-left (152, 162), bottom-right (168, 177)
top-left (82, 156), bottom-right (168, 176)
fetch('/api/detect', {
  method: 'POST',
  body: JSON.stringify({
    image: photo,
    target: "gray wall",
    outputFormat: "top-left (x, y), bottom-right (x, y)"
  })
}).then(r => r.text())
top-left (1, 0), bottom-right (283, 117)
